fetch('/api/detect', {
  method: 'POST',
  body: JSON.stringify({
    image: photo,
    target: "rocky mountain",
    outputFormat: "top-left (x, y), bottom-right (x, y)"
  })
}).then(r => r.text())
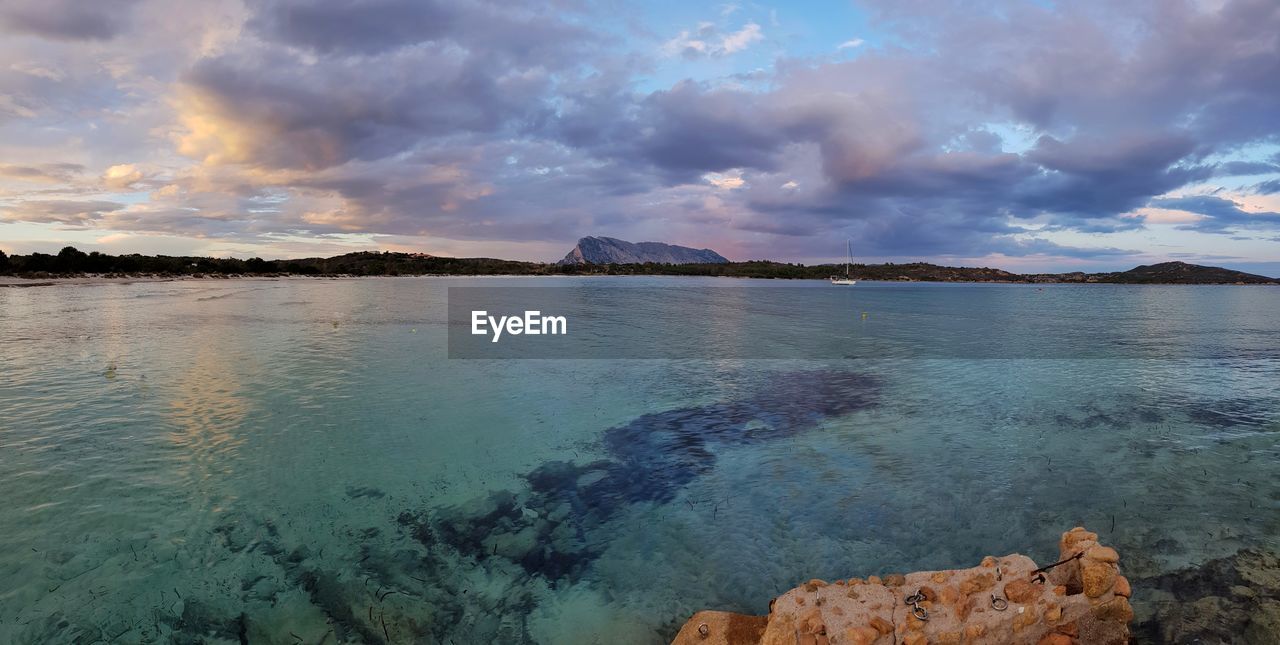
top-left (1105, 261), bottom-right (1275, 284)
top-left (557, 236), bottom-right (729, 265)
top-left (1021, 261), bottom-right (1277, 284)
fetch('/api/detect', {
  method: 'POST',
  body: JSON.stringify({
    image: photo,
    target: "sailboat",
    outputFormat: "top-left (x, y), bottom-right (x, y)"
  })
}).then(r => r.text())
top-left (830, 239), bottom-right (857, 285)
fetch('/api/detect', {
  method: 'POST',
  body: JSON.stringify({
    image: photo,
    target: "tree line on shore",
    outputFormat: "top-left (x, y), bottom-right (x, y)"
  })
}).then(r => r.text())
top-left (0, 247), bottom-right (1017, 280)
top-left (1, 247), bottom-right (1274, 283)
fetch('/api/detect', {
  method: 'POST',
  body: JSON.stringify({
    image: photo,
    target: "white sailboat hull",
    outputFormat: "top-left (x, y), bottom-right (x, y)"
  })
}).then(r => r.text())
top-left (831, 239), bottom-right (857, 285)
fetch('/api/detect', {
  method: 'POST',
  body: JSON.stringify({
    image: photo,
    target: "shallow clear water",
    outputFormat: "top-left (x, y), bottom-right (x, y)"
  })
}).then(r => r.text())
top-left (1, 277), bottom-right (1277, 643)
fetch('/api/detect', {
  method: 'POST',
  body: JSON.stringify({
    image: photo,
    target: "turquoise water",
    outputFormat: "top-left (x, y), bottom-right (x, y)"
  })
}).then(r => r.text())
top-left (1, 277), bottom-right (1278, 643)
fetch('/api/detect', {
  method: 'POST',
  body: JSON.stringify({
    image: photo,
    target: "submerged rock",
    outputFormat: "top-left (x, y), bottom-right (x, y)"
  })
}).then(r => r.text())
top-left (672, 527), bottom-right (1132, 645)
top-left (1132, 548), bottom-right (1280, 644)
top-left (423, 370), bottom-right (879, 586)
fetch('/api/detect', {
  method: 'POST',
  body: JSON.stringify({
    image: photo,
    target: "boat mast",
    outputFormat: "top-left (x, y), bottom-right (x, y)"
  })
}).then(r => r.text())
top-left (846, 239), bottom-right (852, 279)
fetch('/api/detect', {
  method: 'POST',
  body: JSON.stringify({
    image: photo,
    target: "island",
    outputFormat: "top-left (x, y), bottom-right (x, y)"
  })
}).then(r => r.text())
top-left (0, 246), bottom-right (1275, 285)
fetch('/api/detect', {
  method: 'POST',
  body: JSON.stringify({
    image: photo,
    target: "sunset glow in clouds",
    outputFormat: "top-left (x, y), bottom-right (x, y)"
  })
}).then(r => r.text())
top-left (0, 0), bottom-right (1278, 272)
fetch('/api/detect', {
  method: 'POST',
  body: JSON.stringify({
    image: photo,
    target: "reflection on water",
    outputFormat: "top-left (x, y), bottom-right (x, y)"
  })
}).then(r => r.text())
top-left (168, 343), bottom-right (251, 477)
top-left (0, 278), bottom-right (1278, 643)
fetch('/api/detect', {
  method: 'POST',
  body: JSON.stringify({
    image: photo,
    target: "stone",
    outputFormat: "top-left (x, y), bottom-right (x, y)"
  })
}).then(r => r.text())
top-left (1012, 605), bottom-right (1040, 631)
top-left (1036, 634), bottom-right (1073, 645)
top-left (1085, 546), bottom-right (1119, 564)
top-left (964, 623), bottom-right (985, 640)
top-left (673, 528), bottom-right (1129, 645)
top-left (1242, 599), bottom-right (1280, 643)
top-left (1004, 579), bottom-right (1038, 604)
top-left (1045, 605), bottom-right (1063, 623)
top-left (1092, 597), bottom-right (1134, 623)
top-left (959, 573), bottom-right (994, 595)
top-left (842, 626), bottom-right (880, 645)
top-left (1131, 548), bottom-right (1280, 642)
top-left (935, 630), bottom-right (961, 644)
top-left (799, 609), bottom-right (825, 634)
top-left (1061, 528), bottom-right (1098, 553)
top-left (956, 595), bottom-right (975, 622)
top-left (902, 633), bottom-right (927, 645)
top-left (939, 585), bottom-right (959, 606)
top-left (1112, 576), bottom-right (1130, 599)
top-left (869, 616), bottom-right (893, 635)
top-left (1082, 562), bottom-right (1116, 598)
top-left (671, 611), bottom-right (768, 645)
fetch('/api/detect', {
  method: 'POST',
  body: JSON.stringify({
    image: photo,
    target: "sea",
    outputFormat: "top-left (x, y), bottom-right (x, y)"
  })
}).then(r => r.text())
top-left (1, 276), bottom-right (1277, 643)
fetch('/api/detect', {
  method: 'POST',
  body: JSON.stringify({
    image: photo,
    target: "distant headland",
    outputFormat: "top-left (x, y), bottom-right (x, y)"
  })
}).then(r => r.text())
top-left (0, 244), bottom-right (1275, 285)
top-left (558, 236), bottom-right (729, 265)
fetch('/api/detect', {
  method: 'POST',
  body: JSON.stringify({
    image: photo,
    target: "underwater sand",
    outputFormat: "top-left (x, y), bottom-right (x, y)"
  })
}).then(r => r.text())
top-left (0, 277), bottom-right (1277, 643)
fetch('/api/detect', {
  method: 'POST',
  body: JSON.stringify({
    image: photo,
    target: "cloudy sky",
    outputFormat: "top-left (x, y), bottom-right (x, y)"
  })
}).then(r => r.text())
top-left (1, 0), bottom-right (1278, 272)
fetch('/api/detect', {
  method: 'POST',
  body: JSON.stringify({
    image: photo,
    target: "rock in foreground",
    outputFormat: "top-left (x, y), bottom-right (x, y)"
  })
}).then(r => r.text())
top-left (673, 527), bottom-right (1131, 645)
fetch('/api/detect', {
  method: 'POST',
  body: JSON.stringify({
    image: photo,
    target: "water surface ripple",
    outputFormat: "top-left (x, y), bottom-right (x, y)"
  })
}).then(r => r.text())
top-left (1, 277), bottom-right (1277, 643)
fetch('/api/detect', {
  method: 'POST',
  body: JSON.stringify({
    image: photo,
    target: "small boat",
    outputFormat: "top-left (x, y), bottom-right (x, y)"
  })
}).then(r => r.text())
top-left (830, 239), bottom-right (857, 285)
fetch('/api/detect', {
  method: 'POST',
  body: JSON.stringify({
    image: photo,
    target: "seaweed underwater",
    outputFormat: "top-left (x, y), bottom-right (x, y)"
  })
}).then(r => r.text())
top-left (20, 369), bottom-right (880, 644)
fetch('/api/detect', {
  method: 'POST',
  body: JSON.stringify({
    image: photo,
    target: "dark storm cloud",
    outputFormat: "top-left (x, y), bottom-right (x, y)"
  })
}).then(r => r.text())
top-left (247, 0), bottom-right (595, 61)
top-left (1013, 133), bottom-right (1212, 224)
top-left (0, 0), bottom-right (139, 41)
top-left (636, 82), bottom-right (785, 179)
top-left (182, 49), bottom-right (552, 170)
top-left (16, 0), bottom-right (1271, 263)
top-left (248, 0), bottom-right (456, 54)
top-left (179, 0), bottom-right (599, 171)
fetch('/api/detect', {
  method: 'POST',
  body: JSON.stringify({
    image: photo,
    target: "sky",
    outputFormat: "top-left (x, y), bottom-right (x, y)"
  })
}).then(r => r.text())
top-left (1, 0), bottom-right (1278, 274)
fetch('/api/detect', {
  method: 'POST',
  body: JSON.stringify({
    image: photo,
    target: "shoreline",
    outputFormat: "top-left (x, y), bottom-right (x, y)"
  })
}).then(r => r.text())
top-left (3, 273), bottom-right (1278, 288)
